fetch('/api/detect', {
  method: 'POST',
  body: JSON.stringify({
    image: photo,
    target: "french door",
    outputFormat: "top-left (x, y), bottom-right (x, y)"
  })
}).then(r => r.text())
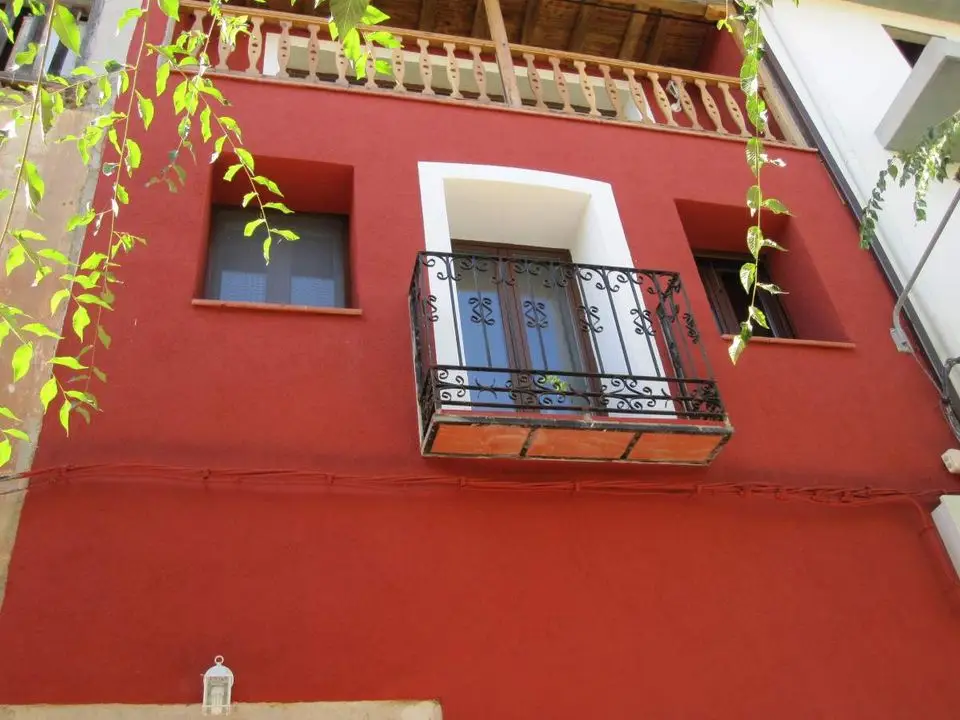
top-left (451, 242), bottom-right (595, 411)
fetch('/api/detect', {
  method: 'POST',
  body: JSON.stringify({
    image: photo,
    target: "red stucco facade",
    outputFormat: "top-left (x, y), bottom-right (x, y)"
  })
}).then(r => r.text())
top-left (0, 10), bottom-right (959, 719)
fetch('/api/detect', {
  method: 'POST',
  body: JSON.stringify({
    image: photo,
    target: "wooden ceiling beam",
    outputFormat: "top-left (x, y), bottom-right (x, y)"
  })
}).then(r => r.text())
top-left (483, 0), bottom-right (523, 107)
top-left (471, 0), bottom-right (488, 38)
top-left (617, 2), bottom-right (649, 60)
top-left (418, 0), bottom-right (438, 32)
top-left (637, 0), bottom-right (708, 15)
top-left (643, 13), bottom-right (669, 64)
top-left (521, 0), bottom-right (541, 45)
top-left (568, 1), bottom-right (595, 52)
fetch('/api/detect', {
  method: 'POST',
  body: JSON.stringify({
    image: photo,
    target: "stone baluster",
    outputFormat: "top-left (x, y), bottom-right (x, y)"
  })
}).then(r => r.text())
top-left (718, 82), bottom-right (749, 136)
top-left (444, 42), bottom-right (462, 99)
top-left (364, 44), bottom-right (378, 89)
top-left (276, 20), bottom-right (291, 79)
top-left (190, 8), bottom-right (206, 35)
top-left (246, 16), bottom-right (263, 75)
top-left (623, 68), bottom-right (653, 124)
top-left (671, 76), bottom-right (701, 130)
top-left (648, 71), bottom-right (678, 127)
top-left (418, 38), bottom-right (435, 96)
top-left (549, 56), bottom-right (573, 114)
top-left (334, 40), bottom-right (349, 86)
top-left (523, 53), bottom-right (546, 110)
top-left (694, 79), bottom-right (725, 133)
top-left (215, 19), bottom-right (233, 71)
top-left (470, 46), bottom-right (489, 102)
top-left (573, 60), bottom-right (600, 117)
top-left (392, 37), bottom-right (406, 92)
top-left (306, 25), bottom-right (320, 82)
top-left (600, 65), bottom-right (623, 120)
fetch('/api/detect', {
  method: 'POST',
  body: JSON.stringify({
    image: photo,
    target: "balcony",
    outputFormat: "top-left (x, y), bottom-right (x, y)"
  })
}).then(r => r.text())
top-left (409, 251), bottom-right (731, 464)
top-left (179, 0), bottom-right (806, 148)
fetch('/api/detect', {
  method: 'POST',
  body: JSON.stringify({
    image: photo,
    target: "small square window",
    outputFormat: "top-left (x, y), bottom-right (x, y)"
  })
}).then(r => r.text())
top-left (695, 254), bottom-right (794, 338)
top-left (205, 207), bottom-right (349, 308)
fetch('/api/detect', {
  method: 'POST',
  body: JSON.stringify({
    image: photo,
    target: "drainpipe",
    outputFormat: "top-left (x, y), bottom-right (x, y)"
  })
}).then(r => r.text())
top-left (890, 184), bottom-right (960, 354)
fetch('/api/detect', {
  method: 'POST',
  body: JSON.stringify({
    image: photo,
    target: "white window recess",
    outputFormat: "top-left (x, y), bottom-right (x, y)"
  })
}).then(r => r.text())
top-left (416, 162), bottom-right (675, 418)
top-left (933, 494), bottom-right (960, 578)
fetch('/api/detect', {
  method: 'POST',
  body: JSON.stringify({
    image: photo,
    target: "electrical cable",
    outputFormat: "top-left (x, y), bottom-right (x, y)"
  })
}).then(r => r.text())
top-left (1, 462), bottom-right (958, 600)
top-left (0, 461), bottom-right (954, 503)
top-left (2, 463), bottom-right (957, 600)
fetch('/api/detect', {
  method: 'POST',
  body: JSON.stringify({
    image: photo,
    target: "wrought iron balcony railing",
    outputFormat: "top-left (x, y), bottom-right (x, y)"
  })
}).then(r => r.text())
top-left (409, 251), bottom-right (729, 463)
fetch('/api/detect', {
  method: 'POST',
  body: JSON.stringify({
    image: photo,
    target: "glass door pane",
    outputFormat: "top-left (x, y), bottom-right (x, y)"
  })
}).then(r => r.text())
top-left (515, 260), bottom-right (590, 410)
top-left (455, 256), bottom-right (516, 410)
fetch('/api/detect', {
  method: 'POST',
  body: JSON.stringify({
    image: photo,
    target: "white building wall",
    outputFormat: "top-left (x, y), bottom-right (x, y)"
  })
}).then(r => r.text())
top-left (760, 0), bottom-right (960, 401)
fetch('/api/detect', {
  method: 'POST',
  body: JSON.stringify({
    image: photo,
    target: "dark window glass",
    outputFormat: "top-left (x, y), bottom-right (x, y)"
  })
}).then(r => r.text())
top-left (695, 255), bottom-right (794, 338)
top-left (205, 207), bottom-right (348, 308)
top-left (893, 38), bottom-right (926, 67)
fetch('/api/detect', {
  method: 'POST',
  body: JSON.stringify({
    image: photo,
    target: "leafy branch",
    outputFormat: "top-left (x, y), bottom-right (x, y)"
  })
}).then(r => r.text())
top-left (0, 0), bottom-right (393, 467)
top-left (719, 0), bottom-right (796, 364)
top-left (860, 110), bottom-right (960, 248)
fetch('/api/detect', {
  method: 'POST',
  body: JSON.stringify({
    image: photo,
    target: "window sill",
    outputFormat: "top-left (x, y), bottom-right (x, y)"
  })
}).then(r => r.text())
top-left (192, 299), bottom-right (363, 316)
top-left (720, 334), bottom-right (855, 350)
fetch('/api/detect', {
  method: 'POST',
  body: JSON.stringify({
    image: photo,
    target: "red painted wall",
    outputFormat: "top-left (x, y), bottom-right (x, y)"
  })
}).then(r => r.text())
top-left (1, 11), bottom-right (959, 718)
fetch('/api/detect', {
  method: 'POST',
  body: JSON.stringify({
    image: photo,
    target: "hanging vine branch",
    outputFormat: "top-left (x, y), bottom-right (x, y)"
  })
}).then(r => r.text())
top-left (0, 0), bottom-right (393, 467)
top-left (717, 0), bottom-right (797, 364)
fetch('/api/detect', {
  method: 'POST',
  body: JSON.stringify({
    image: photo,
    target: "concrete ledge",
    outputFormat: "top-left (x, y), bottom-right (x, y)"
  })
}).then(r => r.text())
top-left (933, 495), bottom-right (960, 578)
top-left (0, 701), bottom-right (442, 720)
top-left (876, 38), bottom-right (960, 161)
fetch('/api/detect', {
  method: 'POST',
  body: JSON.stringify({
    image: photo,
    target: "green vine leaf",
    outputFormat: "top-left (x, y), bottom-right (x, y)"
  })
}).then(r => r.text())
top-left (58, 400), bottom-right (71, 435)
top-left (22, 160), bottom-right (44, 212)
top-left (746, 226), bottom-right (763, 258)
top-left (51, 356), bottom-right (86, 370)
top-left (71, 306), bottom-right (91, 340)
top-left (117, 7), bottom-right (145, 32)
top-left (125, 138), bottom-right (143, 175)
top-left (763, 198), bottom-right (790, 214)
top-left (21, 322), bottom-right (60, 339)
top-left (39, 377), bottom-right (58, 411)
top-left (4, 428), bottom-right (29, 442)
top-left (330, 0), bottom-right (369, 37)
top-left (5, 244), bottom-right (25, 276)
top-left (52, 5), bottom-right (82, 55)
top-left (156, 62), bottom-right (171, 97)
top-left (749, 306), bottom-right (769, 329)
top-left (136, 91), bottom-right (155, 130)
top-left (739, 262), bottom-right (757, 294)
top-left (158, 0), bottom-right (180, 21)
top-left (244, 218), bottom-right (265, 237)
top-left (11, 342), bottom-right (33, 383)
top-left (50, 289), bottom-right (71, 315)
top-left (747, 185), bottom-right (761, 216)
top-left (0, 438), bottom-right (10, 467)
